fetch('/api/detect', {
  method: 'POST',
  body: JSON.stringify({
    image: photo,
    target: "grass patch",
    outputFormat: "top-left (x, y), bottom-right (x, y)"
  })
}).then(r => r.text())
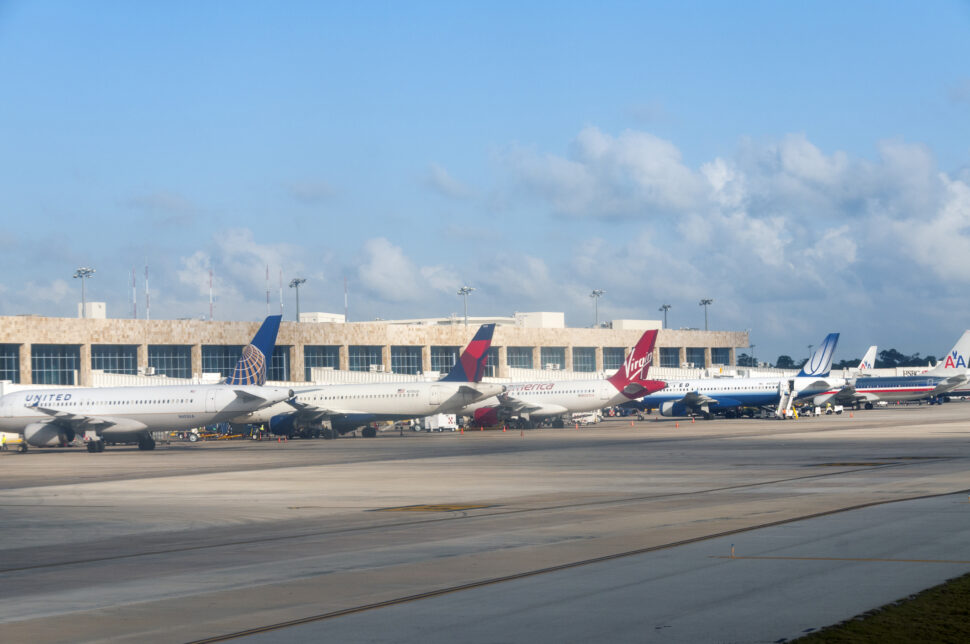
top-left (794, 571), bottom-right (970, 643)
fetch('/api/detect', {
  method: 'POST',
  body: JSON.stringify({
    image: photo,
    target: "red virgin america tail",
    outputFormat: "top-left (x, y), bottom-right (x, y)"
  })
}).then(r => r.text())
top-left (607, 329), bottom-right (666, 399)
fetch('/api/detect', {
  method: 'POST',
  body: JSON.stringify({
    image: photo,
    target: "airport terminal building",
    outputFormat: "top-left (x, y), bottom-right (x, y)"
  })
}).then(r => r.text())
top-left (0, 309), bottom-right (748, 386)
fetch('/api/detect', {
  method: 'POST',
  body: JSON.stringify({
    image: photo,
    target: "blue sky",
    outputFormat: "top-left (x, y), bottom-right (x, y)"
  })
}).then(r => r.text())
top-left (1, 1), bottom-right (969, 362)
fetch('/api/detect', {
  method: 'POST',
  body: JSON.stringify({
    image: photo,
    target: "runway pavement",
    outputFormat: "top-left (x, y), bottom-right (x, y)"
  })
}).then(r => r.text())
top-left (0, 403), bottom-right (968, 643)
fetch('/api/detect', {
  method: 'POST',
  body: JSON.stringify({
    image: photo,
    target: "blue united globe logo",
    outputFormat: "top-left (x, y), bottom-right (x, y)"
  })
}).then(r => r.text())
top-left (230, 344), bottom-right (267, 385)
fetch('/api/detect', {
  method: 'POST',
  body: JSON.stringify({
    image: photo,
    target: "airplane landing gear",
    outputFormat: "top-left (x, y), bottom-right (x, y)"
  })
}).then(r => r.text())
top-left (137, 435), bottom-right (156, 451)
top-left (86, 440), bottom-right (105, 453)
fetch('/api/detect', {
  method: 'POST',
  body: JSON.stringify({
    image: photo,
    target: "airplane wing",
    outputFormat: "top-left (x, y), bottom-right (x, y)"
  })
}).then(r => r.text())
top-left (815, 384), bottom-right (870, 405)
top-left (933, 374), bottom-right (969, 394)
top-left (495, 394), bottom-right (567, 416)
top-left (282, 401), bottom-right (361, 420)
top-left (456, 384), bottom-right (507, 399)
top-left (29, 406), bottom-right (119, 430)
top-left (28, 406), bottom-right (147, 433)
top-left (679, 391), bottom-right (720, 410)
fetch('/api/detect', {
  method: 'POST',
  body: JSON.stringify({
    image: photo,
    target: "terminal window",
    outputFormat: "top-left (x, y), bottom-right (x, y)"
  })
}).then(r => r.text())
top-left (712, 347), bottom-right (731, 365)
top-left (484, 347), bottom-right (499, 377)
top-left (148, 345), bottom-right (191, 379)
top-left (573, 347), bottom-right (596, 372)
top-left (349, 346), bottom-right (383, 372)
top-left (603, 347), bottom-right (625, 371)
top-left (506, 347), bottom-right (534, 370)
top-left (686, 347), bottom-right (706, 368)
top-left (430, 346), bottom-right (460, 375)
top-left (269, 346), bottom-right (290, 381)
top-left (659, 347), bottom-right (680, 368)
top-left (540, 347), bottom-right (566, 370)
top-left (202, 346), bottom-right (243, 378)
top-left (31, 344), bottom-right (80, 385)
top-left (0, 344), bottom-right (19, 382)
top-left (304, 345), bottom-right (339, 381)
top-left (91, 345), bottom-right (138, 375)
top-left (391, 346), bottom-right (422, 375)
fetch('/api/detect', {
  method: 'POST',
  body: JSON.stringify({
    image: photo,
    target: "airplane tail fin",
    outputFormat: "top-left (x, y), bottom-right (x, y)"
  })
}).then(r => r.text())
top-left (440, 324), bottom-right (496, 382)
top-left (926, 330), bottom-right (970, 376)
top-left (858, 345), bottom-right (877, 371)
top-left (225, 315), bottom-right (282, 386)
top-left (607, 329), bottom-right (665, 398)
top-left (796, 333), bottom-right (839, 377)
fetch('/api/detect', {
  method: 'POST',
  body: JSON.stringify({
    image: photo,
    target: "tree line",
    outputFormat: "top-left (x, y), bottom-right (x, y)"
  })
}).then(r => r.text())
top-left (736, 350), bottom-right (937, 370)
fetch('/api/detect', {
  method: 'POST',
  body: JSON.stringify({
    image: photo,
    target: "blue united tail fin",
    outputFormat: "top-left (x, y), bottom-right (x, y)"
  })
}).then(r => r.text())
top-left (440, 324), bottom-right (495, 382)
top-left (225, 315), bottom-right (282, 386)
top-left (797, 333), bottom-right (839, 377)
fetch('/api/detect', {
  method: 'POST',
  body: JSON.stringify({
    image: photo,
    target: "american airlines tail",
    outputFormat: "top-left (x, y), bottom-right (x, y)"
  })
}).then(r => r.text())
top-left (858, 345), bottom-right (877, 371)
top-left (926, 330), bottom-right (970, 376)
top-left (225, 315), bottom-right (283, 386)
top-left (607, 329), bottom-right (665, 398)
top-left (796, 333), bottom-right (840, 377)
top-left (440, 324), bottom-right (496, 382)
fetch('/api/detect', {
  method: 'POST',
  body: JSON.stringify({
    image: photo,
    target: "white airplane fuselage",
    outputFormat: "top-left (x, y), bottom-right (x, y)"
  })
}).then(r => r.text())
top-left (235, 381), bottom-right (507, 429)
top-left (0, 384), bottom-right (293, 446)
top-left (639, 375), bottom-right (839, 416)
top-left (459, 379), bottom-right (627, 420)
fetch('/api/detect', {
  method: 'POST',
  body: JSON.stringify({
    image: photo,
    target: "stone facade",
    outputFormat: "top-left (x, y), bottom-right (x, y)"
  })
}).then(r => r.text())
top-left (0, 315), bottom-right (748, 385)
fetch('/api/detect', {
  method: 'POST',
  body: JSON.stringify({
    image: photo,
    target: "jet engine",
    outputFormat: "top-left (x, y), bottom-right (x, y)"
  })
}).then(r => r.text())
top-left (268, 413), bottom-right (298, 437)
top-left (472, 407), bottom-right (500, 428)
top-left (24, 422), bottom-right (75, 447)
top-left (659, 401), bottom-right (689, 417)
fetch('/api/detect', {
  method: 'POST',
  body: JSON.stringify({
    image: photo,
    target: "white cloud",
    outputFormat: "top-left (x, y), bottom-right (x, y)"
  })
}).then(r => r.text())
top-left (426, 163), bottom-right (473, 199)
top-left (21, 279), bottom-right (72, 304)
top-left (890, 175), bottom-right (970, 280)
top-left (503, 126), bottom-right (704, 217)
top-left (357, 237), bottom-right (428, 303)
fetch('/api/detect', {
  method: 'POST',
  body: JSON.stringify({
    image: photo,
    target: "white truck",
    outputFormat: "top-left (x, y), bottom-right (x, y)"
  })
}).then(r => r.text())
top-left (422, 414), bottom-right (459, 432)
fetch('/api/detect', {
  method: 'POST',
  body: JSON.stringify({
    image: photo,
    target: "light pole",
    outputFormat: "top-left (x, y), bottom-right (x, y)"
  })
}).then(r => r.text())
top-left (457, 286), bottom-right (475, 327)
top-left (73, 267), bottom-right (95, 318)
top-left (289, 278), bottom-right (306, 321)
top-left (699, 298), bottom-right (713, 331)
top-left (590, 289), bottom-right (605, 327)
top-left (749, 344), bottom-right (756, 367)
top-left (659, 304), bottom-right (671, 329)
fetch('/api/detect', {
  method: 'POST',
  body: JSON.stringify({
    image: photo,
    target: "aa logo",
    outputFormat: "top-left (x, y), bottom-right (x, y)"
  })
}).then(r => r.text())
top-left (943, 351), bottom-right (967, 369)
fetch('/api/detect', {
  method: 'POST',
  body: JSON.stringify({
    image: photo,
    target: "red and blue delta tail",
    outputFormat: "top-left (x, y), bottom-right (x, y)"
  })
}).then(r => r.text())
top-left (440, 323), bottom-right (496, 383)
top-left (607, 329), bottom-right (666, 399)
top-left (225, 315), bottom-right (282, 386)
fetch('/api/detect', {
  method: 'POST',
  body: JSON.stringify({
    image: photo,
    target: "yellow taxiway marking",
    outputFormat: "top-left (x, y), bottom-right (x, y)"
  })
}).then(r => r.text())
top-left (712, 555), bottom-right (970, 564)
top-left (377, 504), bottom-right (495, 512)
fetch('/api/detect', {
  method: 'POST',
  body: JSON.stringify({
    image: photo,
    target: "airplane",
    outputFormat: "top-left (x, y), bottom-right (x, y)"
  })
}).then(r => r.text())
top-left (0, 315), bottom-right (294, 453)
top-left (237, 323), bottom-right (506, 438)
top-left (814, 332), bottom-right (970, 408)
top-left (458, 329), bottom-right (666, 429)
top-left (632, 333), bottom-right (840, 419)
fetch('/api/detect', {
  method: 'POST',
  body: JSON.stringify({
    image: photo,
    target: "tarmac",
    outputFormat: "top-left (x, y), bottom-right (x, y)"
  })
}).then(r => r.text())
top-left (0, 403), bottom-right (968, 643)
